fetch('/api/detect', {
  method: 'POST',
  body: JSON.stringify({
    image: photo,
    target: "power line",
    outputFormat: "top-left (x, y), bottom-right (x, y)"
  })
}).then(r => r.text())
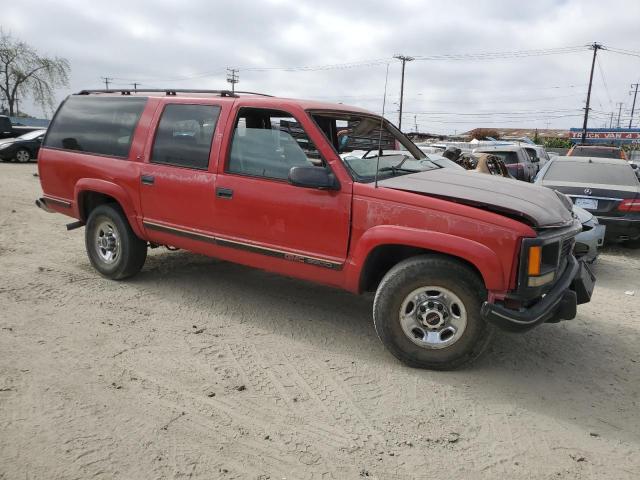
top-left (616, 102), bottom-right (624, 128)
top-left (393, 54), bottom-right (414, 130)
top-left (630, 83), bottom-right (639, 128)
top-left (226, 68), bottom-right (239, 94)
top-left (581, 42), bottom-right (603, 143)
top-left (101, 76), bottom-right (113, 90)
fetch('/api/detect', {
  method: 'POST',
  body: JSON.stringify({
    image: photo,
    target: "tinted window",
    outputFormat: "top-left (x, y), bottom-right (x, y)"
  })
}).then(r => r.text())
top-left (485, 151), bottom-right (519, 165)
top-left (544, 161), bottom-right (638, 186)
top-left (228, 108), bottom-right (323, 180)
top-left (570, 146), bottom-right (622, 158)
top-left (151, 104), bottom-right (220, 170)
top-left (44, 96), bottom-right (146, 157)
top-left (0, 117), bottom-right (11, 132)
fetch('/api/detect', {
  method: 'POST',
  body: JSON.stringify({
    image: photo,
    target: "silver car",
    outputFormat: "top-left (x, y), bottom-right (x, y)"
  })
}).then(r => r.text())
top-left (574, 206), bottom-right (605, 263)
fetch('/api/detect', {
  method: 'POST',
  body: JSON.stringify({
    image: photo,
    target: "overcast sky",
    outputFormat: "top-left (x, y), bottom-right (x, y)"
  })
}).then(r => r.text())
top-left (4, 0), bottom-right (640, 134)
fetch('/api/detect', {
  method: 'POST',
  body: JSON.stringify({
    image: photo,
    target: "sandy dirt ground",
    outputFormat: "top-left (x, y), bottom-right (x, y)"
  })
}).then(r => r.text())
top-left (1, 162), bottom-right (639, 480)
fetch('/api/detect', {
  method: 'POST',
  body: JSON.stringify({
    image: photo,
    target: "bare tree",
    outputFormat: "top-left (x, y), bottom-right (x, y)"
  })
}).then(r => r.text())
top-left (0, 30), bottom-right (70, 116)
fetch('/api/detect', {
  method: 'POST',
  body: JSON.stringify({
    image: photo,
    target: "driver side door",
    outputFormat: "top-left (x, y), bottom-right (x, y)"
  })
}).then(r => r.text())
top-left (213, 106), bottom-right (351, 269)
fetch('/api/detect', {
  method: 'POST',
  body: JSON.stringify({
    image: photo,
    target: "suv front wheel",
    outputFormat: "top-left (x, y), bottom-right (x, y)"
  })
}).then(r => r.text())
top-left (373, 255), bottom-right (494, 370)
top-left (85, 204), bottom-right (147, 280)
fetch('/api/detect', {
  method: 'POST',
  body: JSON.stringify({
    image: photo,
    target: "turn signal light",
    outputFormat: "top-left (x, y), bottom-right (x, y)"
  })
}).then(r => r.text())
top-left (617, 199), bottom-right (640, 212)
top-left (527, 246), bottom-right (542, 276)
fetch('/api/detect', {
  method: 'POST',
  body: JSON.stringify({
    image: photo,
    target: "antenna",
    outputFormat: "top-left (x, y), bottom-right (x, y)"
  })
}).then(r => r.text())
top-left (374, 63), bottom-right (390, 189)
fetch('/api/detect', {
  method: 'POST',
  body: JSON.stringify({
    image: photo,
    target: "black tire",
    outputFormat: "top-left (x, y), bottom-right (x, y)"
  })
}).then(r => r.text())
top-left (15, 148), bottom-right (31, 163)
top-left (373, 255), bottom-right (494, 370)
top-left (85, 204), bottom-right (147, 280)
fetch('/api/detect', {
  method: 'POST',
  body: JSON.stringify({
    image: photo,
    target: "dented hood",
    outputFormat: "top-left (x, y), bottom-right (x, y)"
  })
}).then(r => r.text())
top-left (378, 168), bottom-right (574, 228)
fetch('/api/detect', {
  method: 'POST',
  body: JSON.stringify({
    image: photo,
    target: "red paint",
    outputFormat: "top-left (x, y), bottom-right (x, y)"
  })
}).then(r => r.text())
top-left (38, 94), bottom-right (537, 300)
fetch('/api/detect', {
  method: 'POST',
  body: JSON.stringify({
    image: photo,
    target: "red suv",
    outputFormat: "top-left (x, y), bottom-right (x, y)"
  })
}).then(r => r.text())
top-left (36, 89), bottom-right (595, 369)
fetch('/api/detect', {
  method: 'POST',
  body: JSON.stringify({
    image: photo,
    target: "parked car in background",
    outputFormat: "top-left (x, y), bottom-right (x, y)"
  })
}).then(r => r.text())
top-left (567, 145), bottom-right (627, 160)
top-left (572, 206), bottom-right (605, 263)
top-left (535, 157), bottom-right (640, 242)
top-left (472, 145), bottom-right (538, 182)
top-left (0, 116), bottom-right (43, 139)
top-left (0, 129), bottom-right (46, 162)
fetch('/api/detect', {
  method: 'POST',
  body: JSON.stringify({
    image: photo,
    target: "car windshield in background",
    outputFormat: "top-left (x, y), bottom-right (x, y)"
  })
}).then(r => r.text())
top-left (571, 146), bottom-right (623, 158)
top-left (311, 112), bottom-right (429, 182)
top-left (19, 130), bottom-right (46, 140)
top-left (484, 151), bottom-right (519, 165)
top-left (544, 161), bottom-right (638, 186)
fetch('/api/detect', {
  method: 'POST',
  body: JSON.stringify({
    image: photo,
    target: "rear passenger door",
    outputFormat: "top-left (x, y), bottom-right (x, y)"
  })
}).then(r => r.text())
top-left (213, 107), bottom-right (350, 268)
top-left (139, 103), bottom-right (221, 244)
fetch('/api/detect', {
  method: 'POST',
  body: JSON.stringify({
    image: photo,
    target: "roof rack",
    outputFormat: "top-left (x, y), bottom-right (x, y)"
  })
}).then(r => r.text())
top-left (76, 89), bottom-right (272, 98)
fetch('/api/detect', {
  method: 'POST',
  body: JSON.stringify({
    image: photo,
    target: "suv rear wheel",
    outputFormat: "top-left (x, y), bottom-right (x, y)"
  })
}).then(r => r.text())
top-left (85, 204), bottom-right (147, 280)
top-left (373, 255), bottom-right (494, 370)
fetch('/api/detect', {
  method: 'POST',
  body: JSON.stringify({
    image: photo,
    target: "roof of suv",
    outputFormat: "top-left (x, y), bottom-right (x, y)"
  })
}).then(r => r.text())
top-left (74, 89), bottom-right (374, 115)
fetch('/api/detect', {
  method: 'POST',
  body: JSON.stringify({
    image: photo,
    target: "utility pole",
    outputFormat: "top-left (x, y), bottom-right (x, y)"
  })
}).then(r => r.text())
top-left (226, 68), bottom-right (239, 94)
top-left (101, 76), bottom-right (113, 91)
top-left (393, 54), bottom-right (414, 131)
top-left (414, 115), bottom-right (418, 133)
top-left (609, 111), bottom-right (614, 128)
top-left (616, 102), bottom-right (623, 128)
top-left (581, 43), bottom-right (602, 143)
top-left (131, 82), bottom-right (139, 93)
top-left (629, 83), bottom-right (639, 128)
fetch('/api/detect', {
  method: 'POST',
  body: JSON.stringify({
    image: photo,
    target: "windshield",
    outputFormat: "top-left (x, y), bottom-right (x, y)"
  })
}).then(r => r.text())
top-left (19, 130), bottom-right (46, 140)
top-left (311, 112), bottom-right (432, 182)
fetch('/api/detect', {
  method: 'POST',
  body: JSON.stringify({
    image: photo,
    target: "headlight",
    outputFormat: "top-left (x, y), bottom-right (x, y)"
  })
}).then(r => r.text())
top-left (525, 243), bottom-right (558, 287)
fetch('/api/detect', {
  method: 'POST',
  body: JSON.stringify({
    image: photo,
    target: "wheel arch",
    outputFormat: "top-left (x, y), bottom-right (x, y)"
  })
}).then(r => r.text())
top-left (74, 179), bottom-right (144, 238)
top-left (347, 226), bottom-right (507, 294)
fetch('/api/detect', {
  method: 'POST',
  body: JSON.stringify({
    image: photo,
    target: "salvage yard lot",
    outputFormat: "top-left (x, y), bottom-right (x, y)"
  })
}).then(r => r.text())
top-left (1, 163), bottom-right (639, 479)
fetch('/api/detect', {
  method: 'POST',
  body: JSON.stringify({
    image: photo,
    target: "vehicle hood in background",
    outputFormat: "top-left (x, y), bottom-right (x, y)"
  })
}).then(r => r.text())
top-left (378, 168), bottom-right (574, 228)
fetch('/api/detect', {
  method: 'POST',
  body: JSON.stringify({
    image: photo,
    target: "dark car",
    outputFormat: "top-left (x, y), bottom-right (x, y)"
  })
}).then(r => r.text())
top-left (535, 156), bottom-right (640, 242)
top-left (0, 129), bottom-right (46, 162)
top-left (567, 145), bottom-right (627, 160)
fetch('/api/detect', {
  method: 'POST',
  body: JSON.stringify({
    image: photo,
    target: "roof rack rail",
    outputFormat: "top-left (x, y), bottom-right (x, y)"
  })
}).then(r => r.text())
top-left (76, 89), bottom-right (273, 97)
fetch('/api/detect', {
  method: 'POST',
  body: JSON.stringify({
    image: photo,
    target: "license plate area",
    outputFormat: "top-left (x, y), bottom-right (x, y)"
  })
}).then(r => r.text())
top-left (575, 197), bottom-right (598, 210)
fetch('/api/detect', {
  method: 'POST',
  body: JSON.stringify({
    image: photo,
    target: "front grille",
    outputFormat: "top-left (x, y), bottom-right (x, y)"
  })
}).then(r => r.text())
top-left (561, 237), bottom-right (574, 258)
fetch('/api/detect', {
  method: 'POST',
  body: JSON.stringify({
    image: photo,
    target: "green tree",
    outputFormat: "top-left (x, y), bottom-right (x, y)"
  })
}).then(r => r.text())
top-left (0, 30), bottom-right (70, 116)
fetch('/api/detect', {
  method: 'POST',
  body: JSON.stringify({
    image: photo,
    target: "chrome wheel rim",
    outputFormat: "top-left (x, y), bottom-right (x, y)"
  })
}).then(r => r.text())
top-left (95, 220), bottom-right (120, 264)
top-left (399, 286), bottom-right (467, 349)
top-left (16, 150), bottom-right (30, 163)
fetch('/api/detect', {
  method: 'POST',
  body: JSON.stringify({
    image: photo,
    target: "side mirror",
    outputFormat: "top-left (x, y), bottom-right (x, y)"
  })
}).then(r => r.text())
top-left (288, 166), bottom-right (339, 190)
top-left (630, 163), bottom-right (638, 170)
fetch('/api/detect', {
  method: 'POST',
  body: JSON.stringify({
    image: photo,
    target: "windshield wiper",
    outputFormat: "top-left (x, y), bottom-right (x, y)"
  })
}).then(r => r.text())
top-left (378, 155), bottom-right (421, 174)
top-left (378, 166), bottom-right (421, 173)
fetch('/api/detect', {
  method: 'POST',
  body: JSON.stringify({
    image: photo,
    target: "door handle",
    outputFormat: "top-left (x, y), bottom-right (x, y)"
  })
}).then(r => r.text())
top-left (141, 174), bottom-right (155, 185)
top-left (216, 187), bottom-right (233, 199)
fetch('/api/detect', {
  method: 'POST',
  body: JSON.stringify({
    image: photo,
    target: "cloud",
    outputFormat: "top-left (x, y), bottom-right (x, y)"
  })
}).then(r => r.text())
top-left (4, 0), bottom-right (640, 133)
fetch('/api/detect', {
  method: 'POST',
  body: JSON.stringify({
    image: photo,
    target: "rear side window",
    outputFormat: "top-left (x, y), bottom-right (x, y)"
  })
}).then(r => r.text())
top-left (151, 104), bottom-right (220, 170)
top-left (44, 96), bottom-right (147, 158)
top-left (485, 151), bottom-right (519, 165)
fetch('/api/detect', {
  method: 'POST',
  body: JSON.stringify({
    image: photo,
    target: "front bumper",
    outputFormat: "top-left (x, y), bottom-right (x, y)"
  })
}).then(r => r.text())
top-left (481, 256), bottom-right (595, 332)
top-left (597, 217), bottom-right (640, 241)
top-left (574, 224), bottom-right (605, 263)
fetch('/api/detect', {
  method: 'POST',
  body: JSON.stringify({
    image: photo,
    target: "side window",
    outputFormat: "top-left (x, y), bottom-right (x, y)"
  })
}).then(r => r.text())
top-left (44, 96), bottom-right (147, 158)
top-left (151, 104), bottom-right (220, 170)
top-left (227, 108), bottom-right (324, 180)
